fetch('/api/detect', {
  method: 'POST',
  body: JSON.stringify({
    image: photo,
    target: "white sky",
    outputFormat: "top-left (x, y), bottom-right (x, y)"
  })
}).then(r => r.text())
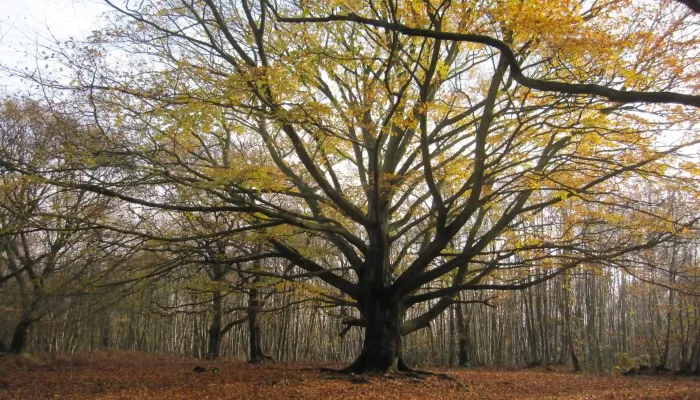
top-left (0, 0), bottom-right (109, 91)
top-left (0, 0), bottom-right (696, 155)
top-left (0, 0), bottom-right (107, 41)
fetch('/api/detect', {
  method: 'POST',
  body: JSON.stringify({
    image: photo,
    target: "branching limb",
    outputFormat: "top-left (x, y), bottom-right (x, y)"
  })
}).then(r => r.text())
top-left (273, 11), bottom-right (700, 107)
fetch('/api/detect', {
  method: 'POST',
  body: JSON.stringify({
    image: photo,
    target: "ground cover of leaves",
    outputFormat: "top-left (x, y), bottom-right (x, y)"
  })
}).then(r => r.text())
top-left (2, 352), bottom-right (699, 399)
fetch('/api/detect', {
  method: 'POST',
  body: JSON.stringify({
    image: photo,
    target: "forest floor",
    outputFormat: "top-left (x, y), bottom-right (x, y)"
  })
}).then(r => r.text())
top-left (1, 351), bottom-right (700, 399)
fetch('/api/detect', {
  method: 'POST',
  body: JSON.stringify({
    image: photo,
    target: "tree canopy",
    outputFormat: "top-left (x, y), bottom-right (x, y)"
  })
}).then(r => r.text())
top-left (2, 0), bottom-right (699, 372)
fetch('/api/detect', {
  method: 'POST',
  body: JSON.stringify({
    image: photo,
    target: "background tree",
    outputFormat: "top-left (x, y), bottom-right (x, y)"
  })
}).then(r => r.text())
top-left (0, 99), bottom-right (128, 353)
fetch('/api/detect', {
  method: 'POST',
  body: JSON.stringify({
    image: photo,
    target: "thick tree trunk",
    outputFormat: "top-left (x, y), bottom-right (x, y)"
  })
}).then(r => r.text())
top-left (343, 218), bottom-right (407, 374)
top-left (102, 312), bottom-right (110, 349)
top-left (9, 314), bottom-right (34, 354)
top-left (456, 301), bottom-right (471, 367)
top-left (346, 296), bottom-right (402, 373)
top-left (248, 286), bottom-right (270, 363)
top-left (248, 310), bottom-right (263, 362)
top-left (207, 289), bottom-right (223, 359)
top-left (458, 337), bottom-right (470, 367)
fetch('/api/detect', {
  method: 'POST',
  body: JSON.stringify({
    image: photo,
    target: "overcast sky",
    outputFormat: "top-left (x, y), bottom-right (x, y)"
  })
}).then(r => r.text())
top-left (0, 0), bottom-right (109, 91)
top-left (0, 0), bottom-right (107, 42)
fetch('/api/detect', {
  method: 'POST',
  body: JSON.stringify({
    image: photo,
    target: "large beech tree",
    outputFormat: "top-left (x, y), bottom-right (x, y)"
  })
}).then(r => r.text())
top-left (3, 0), bottom-right (700, 371)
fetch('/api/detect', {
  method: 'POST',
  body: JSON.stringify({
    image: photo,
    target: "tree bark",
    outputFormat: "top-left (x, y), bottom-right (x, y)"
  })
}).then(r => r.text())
top-left (207, 288), bottom-right (223, 359)
top-left (564, 273), bottom-right (580, 372)
top-left (9, 312), bottom-right (34, 354)
top-left (344, 228), bottom-right (406, 374)
top-left (448, 305), bottom-right (455, 366)
top-left (248, 284), bottom-right (270, 363)
top-left (456, 301), bottom-right (472, 367)
top-left (102, 312), bottom-right (110, 349)
top-left (346, 296), bottom-right (402, 373)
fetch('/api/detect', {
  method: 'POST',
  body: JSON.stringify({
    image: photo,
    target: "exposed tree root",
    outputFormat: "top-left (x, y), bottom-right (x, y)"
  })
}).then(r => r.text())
top-left (315, 365), bottom-right (355, 374)
top-left (313, 357), bottom-right (467, 389)
top-left (397, 358), bottom-right (459, 382)
top-left (249, 353), bottom-right (274, 363)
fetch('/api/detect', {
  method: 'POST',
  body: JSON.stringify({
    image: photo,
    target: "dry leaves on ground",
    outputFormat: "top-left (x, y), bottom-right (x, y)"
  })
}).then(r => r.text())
top-left (1, 352), bottom-right (699, 399)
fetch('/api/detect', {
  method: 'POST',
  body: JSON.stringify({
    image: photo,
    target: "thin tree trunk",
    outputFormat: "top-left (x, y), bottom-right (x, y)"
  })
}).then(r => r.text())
top-left (564, 272), bottom-right (580, 372)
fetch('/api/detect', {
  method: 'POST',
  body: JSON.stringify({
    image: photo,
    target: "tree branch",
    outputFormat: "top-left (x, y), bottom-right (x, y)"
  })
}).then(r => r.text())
top-left (275, 12), bottom-right (700, 108)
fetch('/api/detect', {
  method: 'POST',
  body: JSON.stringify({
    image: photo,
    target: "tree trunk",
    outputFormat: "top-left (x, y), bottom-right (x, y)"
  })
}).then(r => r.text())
top-left (564, 273), bottom-right (580, 372)
top-left (559, 215), bottom-right (581, 372)
top-left (102, 312), bottom-right (110, 349)
top-left (346, 295), bottom-right (402, 373)
top-left (660, 266), bottom-right (676, 369)
top-left (9, 313), bottom-right (34, 354)
top-left (207, 289), bottom-right (223, 359)
top-left (448, 305), bottom-right (455, 366)
top-left (456, 301), bottom-right (471, 367)
top-left (248, 285), bottom-right (270, 363)
top-left (345, 231), bottom-right (404, 374)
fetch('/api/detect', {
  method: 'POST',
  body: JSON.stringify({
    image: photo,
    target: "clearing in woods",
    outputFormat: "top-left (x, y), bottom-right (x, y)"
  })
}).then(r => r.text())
top-left (2, 352), bottom-right (700, 399)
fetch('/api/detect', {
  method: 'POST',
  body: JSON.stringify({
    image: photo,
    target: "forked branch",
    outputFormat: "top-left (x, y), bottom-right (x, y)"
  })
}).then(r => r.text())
top-left (274, 12), bottom-right (700, 108)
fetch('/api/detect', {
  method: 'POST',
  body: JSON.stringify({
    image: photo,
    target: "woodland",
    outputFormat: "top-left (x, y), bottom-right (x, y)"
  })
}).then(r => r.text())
top-left (1, 0), bottom-right (700, 397)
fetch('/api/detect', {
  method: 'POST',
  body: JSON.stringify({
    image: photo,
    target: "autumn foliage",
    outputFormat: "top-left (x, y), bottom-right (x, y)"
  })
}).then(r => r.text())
top-left (1, 0), bottom-right (700, 392)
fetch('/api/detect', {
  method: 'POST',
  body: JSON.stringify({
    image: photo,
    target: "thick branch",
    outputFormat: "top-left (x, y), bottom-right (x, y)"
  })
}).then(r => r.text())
top-left (277, 13), bottom-right (700, 108)
top-left (675, 0), bottom-right (700, 12)
top-left (270, 239), bottom-right (358, 299)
